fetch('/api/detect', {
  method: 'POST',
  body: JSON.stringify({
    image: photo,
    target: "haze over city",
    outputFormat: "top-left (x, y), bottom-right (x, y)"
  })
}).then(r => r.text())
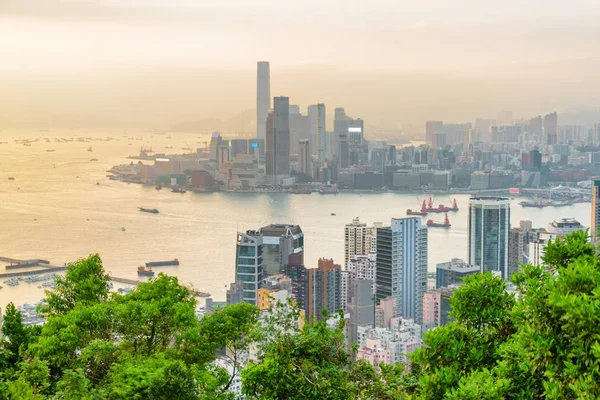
top-left (2, 0), bottom-right (600, 131)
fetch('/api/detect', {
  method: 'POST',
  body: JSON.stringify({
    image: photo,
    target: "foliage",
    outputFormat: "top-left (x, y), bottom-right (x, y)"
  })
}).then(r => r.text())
top-left (41, 254), bottom-right (110, 316)
top-left (242, 308), bottom-right (351, 399)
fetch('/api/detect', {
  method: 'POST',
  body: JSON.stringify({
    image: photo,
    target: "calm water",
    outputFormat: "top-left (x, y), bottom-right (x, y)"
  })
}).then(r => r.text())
top-left (0, 130), bottom-right (592, 308)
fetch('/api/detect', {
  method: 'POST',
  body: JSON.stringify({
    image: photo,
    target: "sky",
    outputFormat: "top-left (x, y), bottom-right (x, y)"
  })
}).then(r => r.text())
top-left (1, 0), bottom-right (600, 131)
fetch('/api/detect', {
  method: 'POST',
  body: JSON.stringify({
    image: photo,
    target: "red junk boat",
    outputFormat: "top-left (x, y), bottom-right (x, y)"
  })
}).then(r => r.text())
top-left (427, 213), bottom-right (451, 228)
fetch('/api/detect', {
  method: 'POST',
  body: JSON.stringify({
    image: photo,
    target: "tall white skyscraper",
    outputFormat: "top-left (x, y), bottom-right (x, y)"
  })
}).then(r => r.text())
top-left (468, 197), bottom-right (510, 278)
top-left (376, 218), bottom-right (428, 324)
top-left (256, 61), bottom-right (271, 141)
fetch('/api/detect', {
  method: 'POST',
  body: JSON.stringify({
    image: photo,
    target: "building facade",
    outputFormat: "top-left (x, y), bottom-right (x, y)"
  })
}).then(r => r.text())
top-left (376, 218), bottom-right (428, 324)
top-left (235, 231), bottom-right (264, 305)
top-left (468, 197), bottom-right (510, 278)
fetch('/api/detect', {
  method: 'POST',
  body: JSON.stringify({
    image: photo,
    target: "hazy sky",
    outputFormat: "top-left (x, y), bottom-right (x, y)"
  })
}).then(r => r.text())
top-left (1, 0), bottom-right (600, 131)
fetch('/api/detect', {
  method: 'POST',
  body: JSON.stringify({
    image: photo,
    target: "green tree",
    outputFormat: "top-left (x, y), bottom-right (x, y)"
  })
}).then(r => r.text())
top-left (242, 309), bottom-right (351, 399)
top-left (113, 274), bottom-right (196, 356)
top-left (42, 254), bottom-right (110, 316)
top-left (2, 302), bottom-right (30, 366)
top-left (187, 302), bottom-right (259, 393)
top-left (410, 272), bottom-right (515, 398)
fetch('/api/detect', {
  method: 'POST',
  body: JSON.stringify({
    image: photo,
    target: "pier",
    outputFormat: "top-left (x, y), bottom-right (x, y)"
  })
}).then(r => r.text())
top-left (0, 266), bottom-right (67, 279)
top-left (0, 256), bottom-right (210, 297)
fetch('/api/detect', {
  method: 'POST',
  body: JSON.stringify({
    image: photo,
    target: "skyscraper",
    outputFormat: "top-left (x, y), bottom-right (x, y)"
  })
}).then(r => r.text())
top-left (235, 230), bottom-right (264, 305)
top-left (230, 139), bottom-right (249, 159)
top-left (256, 61), bottom-right (271, 141)
top-left (592, 180), bottom-right (600, 243)
top-left (544, 112), bottom-right (558, 146)
top-left (274, 96), bottom-right (290, 177)
top-left (376, 218), bottom-right (428, 324)
top-left (468, 197), bottom-right (510, 278)
top-left (298, 139), bottom-right (311, 176)
top-left (313, 103), bottom-right (326, 165)
top-left (265, 97), bottom-right (291, 184)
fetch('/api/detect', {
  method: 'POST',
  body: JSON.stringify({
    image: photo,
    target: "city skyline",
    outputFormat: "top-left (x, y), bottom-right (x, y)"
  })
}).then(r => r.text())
top-left (2, 1), bottom-right (600, 130)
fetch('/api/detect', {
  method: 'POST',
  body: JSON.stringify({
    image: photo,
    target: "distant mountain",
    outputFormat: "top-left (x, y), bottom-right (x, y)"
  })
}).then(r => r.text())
top-left (170, 109), bottom-right (256, 135)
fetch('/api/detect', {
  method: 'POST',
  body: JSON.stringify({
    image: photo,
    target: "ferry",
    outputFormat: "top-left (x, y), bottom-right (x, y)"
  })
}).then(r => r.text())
top-left (427, 214), bottom-right (451, 228)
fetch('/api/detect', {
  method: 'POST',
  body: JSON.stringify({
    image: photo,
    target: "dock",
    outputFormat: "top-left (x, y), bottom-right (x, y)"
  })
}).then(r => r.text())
top-left (0, 266), bottom-right (67, 279)
top-left (0, 256), bottom-right (210, 298)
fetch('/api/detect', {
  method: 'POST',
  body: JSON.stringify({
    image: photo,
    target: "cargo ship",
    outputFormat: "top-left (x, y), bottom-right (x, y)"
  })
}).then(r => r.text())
top-left (447, 198), bottom-right (459, 211)
top-left (139, 207), bottom-right (159, 214)
top-left (407, 200), bottom-right (428, 216)
top-left (146, 259), bottom-right (179, 267)
top-left (427, 214), bottom-right (451, 228)
top-left (519, 201), bottom-right (545, 208)
top-left (425, 196), bottom-right (450, 213)
top-left (137, 266), bottom-right (155, 276)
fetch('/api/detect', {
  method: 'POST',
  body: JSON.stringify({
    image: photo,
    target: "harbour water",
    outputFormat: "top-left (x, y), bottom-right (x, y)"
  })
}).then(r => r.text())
top-left (0, 130), bottom-right (592, 308)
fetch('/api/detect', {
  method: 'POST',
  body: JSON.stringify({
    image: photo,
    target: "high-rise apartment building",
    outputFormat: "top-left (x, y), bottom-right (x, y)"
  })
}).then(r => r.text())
top-left (298, 139), bottom-right (311, 176)
top-left (348, 254), bottom-right (377, 294)
top-left (307, 258), bottom-right (342, 321)
top-left (345, 217), bottom-right (368, 268)
top-left (349, 278), bottom-right (375, 345)
top-left (376, 218), bottom-right (428, 324)
top-left (256, 61), bottom-right (271, 141)
top-left (259, 224), bottom-right (304, 277)
top-left (235, 231), bottom-right (264, 305)
top-left (592, 180), bottom-right (600, 243)
top-left (468, 197), bottom-right (510, 278)
top-left (508, 220), bottom-right (539, 278)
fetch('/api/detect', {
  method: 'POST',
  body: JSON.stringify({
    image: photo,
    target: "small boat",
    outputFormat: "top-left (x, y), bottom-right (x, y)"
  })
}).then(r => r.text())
top-left (121, 227), bottom-right (126, 232)
top-left (137, 266), bottom-right (155, 276)
top-left (331, 213), bottom-right (336, 216)
top-left (8, 177), bottom-right (15, 180)
top-left (46, 149), bottom-right (55, 152)
top-left (139, 207), bottom-right (159, 214)
top-left (172, 187), bottom-right (186, 193)
top-left (155, 185), bottom-right (162, 190)
top-left (96, 182), bottom-right (100, 186)
top-left (90, 158), bottom-right (99, 162)
top-left (88, 146), bottom-right (93, 152)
